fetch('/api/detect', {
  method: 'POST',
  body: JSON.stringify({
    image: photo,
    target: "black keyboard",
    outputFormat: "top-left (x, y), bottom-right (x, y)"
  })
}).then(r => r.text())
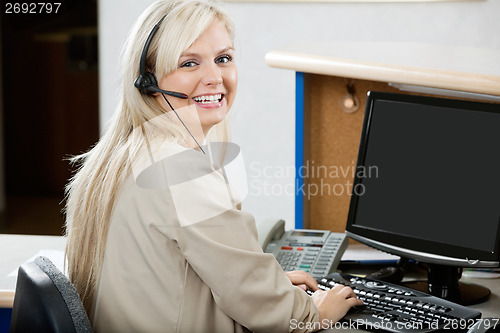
top-left (307, 273), bottom-right (481, 332)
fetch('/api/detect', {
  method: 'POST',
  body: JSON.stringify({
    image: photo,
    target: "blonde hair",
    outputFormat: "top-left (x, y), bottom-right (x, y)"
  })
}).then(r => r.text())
top-left (64, 0), bottom-right (235, 314)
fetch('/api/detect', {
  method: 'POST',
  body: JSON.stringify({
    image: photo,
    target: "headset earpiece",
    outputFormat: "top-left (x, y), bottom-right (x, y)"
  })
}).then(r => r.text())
top-left (134, 72), bottom-right (159, 95)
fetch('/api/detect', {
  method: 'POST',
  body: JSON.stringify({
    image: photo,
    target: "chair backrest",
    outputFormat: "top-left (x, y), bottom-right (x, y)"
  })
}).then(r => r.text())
top-left (9, 256), bottom-right (92, 333)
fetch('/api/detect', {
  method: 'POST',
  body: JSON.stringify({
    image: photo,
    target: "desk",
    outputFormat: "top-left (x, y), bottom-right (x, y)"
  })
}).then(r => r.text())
top-left (0, 235), bottom-right (498, 331)
top-left (0, 234), bottom-right (66, 308)
top-left (265, 42), bottom-right (500, 231)
top-left (325, 243), bottom-right (500, 332)
top-left (340, 244), bottom-right (500, 318)
top-left (0, 234), bottom-right (65, 332)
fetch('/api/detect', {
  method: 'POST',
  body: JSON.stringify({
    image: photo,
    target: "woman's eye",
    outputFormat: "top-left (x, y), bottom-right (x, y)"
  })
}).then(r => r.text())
top-left (180, 60), bottom-right (197, 68)
top-left (215, 55), bottom-right (232, 64)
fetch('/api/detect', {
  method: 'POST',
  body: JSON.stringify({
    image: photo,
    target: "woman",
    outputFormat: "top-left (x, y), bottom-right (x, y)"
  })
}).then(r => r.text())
top-left (64, 0), bottom-right (362, 332)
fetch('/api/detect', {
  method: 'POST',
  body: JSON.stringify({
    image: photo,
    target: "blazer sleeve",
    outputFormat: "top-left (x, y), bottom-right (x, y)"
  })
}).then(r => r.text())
top-left (170, 209), bottom-right (320, 333)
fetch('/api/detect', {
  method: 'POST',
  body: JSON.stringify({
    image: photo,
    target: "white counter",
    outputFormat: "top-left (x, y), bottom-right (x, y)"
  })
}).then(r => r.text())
top-left (266, 42), bottom-right (500, 96)
top-left (0, 234), bottom-right (66, 308)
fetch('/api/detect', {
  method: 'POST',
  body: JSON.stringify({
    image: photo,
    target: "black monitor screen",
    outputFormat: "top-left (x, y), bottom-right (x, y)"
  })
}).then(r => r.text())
top-left (346, 92), bottom-right (500, 266)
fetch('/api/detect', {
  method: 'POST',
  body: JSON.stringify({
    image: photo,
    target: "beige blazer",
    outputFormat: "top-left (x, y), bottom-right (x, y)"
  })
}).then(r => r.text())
top-left (91, 142), bottom-right (319, 332)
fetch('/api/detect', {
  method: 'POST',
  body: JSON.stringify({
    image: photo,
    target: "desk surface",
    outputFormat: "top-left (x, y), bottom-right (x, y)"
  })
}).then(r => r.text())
top-left (322, 244), bottom-right (500, 332)
top-left (342, 244), bottom-right (500, 318)
top-left (0, 235), bottom-right (498, 326)
top-left (265, 42), bottom-right (500, 96)
top-left (0, 234), bottom-right (66, 308)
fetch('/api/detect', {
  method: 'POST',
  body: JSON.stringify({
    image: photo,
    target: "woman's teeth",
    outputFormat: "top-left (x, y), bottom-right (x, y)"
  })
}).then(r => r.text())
top-left (193, 94), bottom-right (222, 104)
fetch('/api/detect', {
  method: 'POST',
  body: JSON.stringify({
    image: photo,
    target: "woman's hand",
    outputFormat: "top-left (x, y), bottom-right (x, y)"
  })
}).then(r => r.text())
top-left (285, 270), bottom-right (319, 292)
top-left (311, 284), bottom-right (363, 324)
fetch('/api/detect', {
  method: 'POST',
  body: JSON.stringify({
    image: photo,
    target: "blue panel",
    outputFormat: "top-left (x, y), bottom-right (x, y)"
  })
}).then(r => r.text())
top-left (295, 72), bottom-right (304, 229)
top-left (0, 308), bottom-right (12, 333)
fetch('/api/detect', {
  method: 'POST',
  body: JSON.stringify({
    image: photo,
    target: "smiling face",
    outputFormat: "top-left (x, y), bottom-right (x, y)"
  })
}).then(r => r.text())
top-left (156, 20), bottom-right (237, 135)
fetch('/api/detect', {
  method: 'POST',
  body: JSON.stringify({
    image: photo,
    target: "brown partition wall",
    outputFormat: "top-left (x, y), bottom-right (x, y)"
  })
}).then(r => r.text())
top-left (303, 74), bottom-right (403, 232)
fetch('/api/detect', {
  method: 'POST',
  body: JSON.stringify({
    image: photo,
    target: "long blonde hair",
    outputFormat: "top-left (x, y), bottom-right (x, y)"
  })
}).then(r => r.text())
top-left (64, 0), bottom-right (235, 313)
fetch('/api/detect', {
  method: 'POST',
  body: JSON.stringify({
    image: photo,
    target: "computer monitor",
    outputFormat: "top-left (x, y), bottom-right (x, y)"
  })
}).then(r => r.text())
top-left (345, 91), bottom-right (500, 306)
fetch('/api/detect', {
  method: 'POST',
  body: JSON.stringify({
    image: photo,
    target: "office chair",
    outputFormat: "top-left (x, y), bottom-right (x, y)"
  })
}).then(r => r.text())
top-left (9, 256), bottom-right (92, 333)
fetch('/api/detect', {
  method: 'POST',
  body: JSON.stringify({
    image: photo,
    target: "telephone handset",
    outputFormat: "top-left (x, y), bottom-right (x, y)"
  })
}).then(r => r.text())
top-left (257, 219), bottom-right (286, 250)
top-left (257, 219), bottom-right (348, 279)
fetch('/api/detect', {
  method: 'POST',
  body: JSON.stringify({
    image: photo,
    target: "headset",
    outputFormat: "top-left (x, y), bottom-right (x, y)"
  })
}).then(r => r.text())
top-left (133, 14), bottom-right (205, 154)
top-left (134, 15), bottom-right (188, 99)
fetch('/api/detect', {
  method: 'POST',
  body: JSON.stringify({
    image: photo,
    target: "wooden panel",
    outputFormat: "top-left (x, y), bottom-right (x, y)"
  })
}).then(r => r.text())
top-left (304, 75), bottom-right (399, 232)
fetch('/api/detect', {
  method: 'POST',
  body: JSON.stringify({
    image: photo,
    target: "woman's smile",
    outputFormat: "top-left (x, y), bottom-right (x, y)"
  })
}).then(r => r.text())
top-left (192, 93), bottom-right (224, 108)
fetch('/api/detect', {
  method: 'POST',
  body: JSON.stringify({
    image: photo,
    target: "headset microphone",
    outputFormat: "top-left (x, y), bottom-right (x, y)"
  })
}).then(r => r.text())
top-left (134, 79), bottom-right (188, 99)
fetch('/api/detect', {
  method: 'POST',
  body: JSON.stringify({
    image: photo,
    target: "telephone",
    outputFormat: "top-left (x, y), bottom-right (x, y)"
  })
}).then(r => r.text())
top-left (257, 219), bottom-right (349, 279)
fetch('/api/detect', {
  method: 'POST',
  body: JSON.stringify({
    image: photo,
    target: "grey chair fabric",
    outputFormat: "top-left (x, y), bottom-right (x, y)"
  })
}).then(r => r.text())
top-left (10, 256), bottom-right (92, 333)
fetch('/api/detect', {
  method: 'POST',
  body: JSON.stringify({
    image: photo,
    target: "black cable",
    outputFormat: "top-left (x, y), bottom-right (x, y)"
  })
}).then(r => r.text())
top-left (161, 93), bottom-right (206, 154)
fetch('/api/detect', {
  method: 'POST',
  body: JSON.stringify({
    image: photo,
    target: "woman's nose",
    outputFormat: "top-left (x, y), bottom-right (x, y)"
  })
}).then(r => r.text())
top-left (202, 64), bottom-right (223, 86)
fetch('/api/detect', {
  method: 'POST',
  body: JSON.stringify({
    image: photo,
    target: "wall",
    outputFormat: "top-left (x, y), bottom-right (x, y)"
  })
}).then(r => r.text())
top-left (99, 0), bottom-right (500, 230)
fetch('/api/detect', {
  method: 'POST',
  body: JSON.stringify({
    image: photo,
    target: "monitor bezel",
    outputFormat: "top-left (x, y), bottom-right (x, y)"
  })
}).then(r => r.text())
top-left (345, 91), bottom-right (500, 267)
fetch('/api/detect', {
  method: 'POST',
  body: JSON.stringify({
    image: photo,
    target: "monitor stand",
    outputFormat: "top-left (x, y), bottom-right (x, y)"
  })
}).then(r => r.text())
top-left (402, 263), bottom-right (491, 306)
